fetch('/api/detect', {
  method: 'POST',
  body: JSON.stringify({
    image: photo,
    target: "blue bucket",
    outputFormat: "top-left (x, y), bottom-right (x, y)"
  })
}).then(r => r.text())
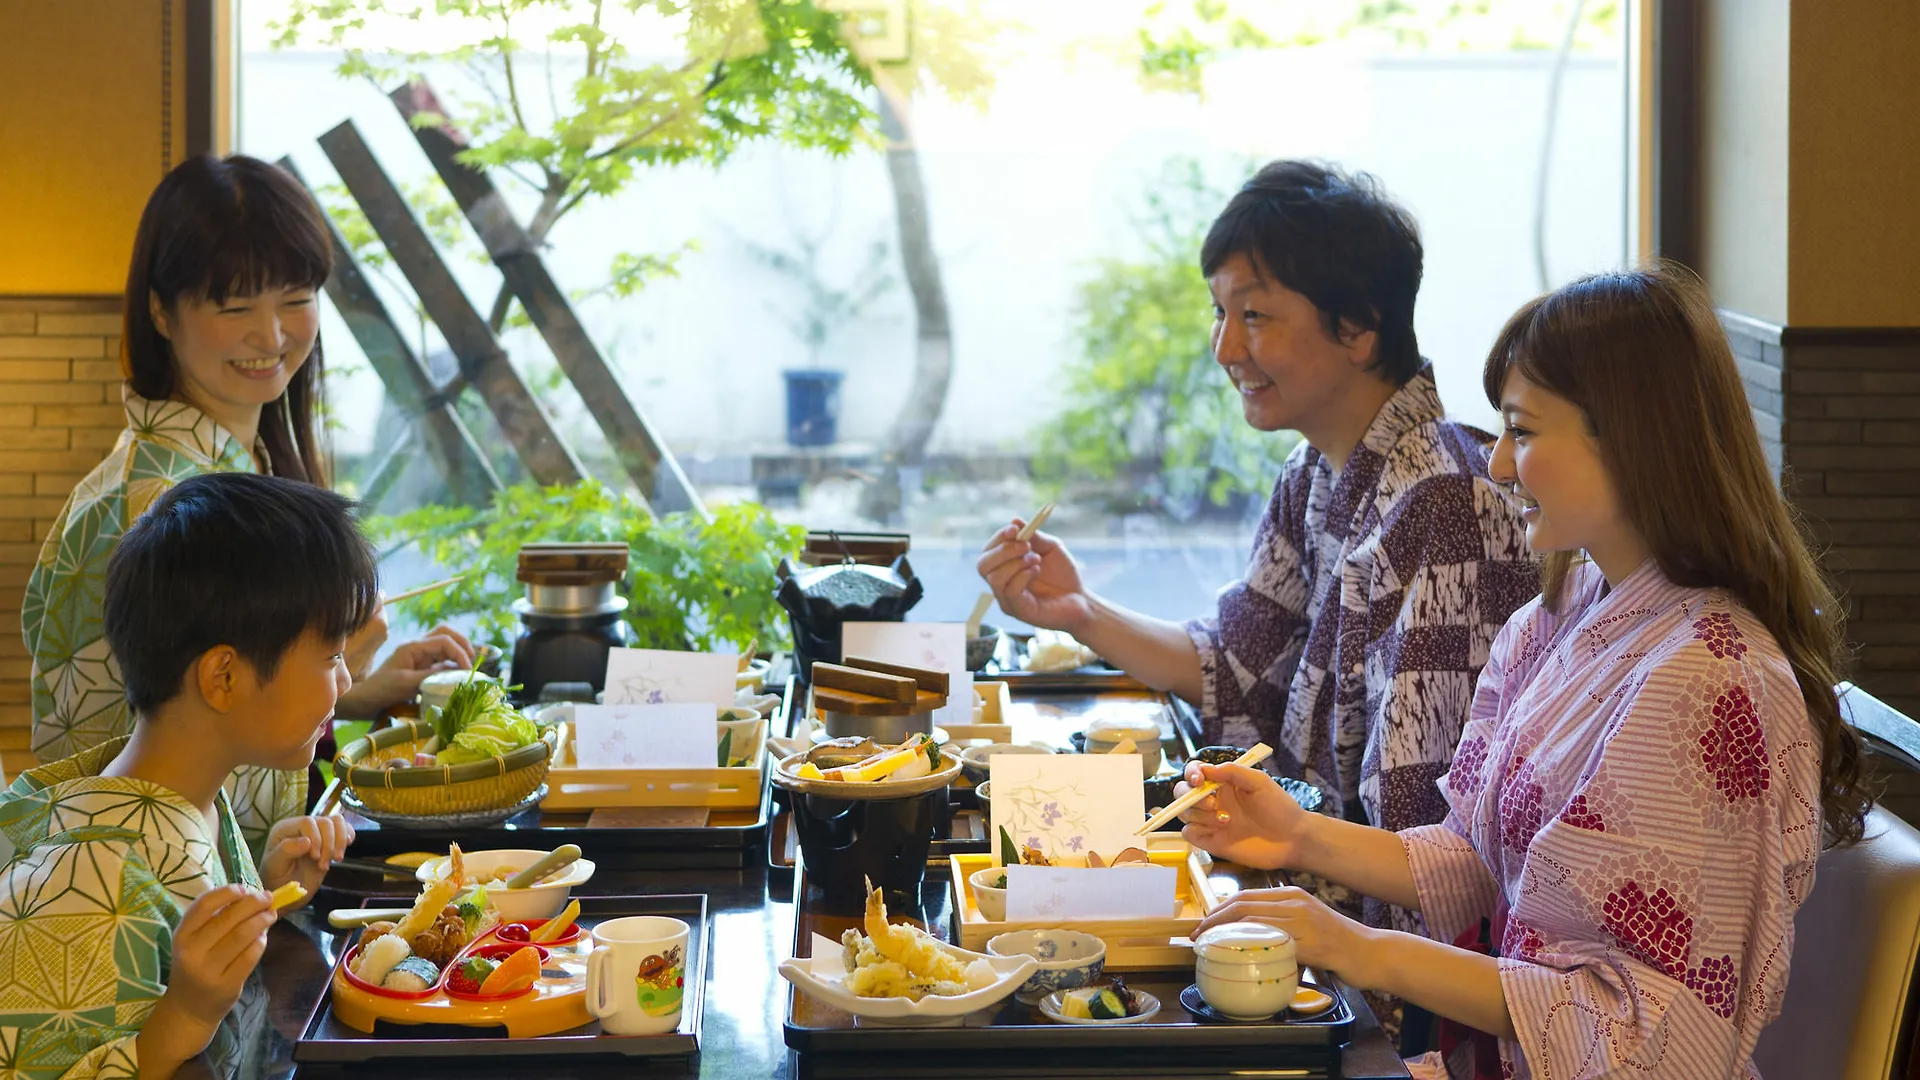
top-left (783, 369), bottom-right (843, 447)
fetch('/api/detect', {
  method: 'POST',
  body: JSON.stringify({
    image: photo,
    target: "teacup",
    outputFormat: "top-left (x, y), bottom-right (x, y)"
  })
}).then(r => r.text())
top-left (1192, 921), bottom-right (1299, 1020)
top-left (717, 708), bottom-right (765, 766)
top-left (586, 916), bottom-right (690, 1035)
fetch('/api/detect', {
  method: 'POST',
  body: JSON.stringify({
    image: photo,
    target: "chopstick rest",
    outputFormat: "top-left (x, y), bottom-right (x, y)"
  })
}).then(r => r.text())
top-left (1134, 742), bottom-right (1273, 835)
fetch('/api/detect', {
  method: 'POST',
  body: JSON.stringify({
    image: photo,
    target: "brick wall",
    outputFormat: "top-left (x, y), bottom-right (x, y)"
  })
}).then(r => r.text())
top-left (1725, 310), bottom-right (1920, 720)
top-left (0, 296), bottom-right (125, 779)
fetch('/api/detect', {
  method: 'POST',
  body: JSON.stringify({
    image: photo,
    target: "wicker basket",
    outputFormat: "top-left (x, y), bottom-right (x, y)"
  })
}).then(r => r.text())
top-left (334, 718), bottom-right (557, 817)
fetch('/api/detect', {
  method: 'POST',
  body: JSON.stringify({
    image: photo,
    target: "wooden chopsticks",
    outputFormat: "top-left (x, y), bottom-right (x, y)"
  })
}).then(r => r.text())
top-left (385, 573), bottom-right (466, 605)
top-left (1134, 742), bottom-right (1273, 835)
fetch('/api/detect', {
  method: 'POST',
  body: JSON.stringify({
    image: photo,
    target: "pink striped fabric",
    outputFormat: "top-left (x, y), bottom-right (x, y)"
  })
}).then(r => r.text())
top-left (1400, 559), bottom-right (1821, 1079)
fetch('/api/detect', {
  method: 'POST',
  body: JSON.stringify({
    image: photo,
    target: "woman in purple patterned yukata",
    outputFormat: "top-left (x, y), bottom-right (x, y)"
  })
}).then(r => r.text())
top-left (1177, 265), bottom-right (1871, 1079)
top-left (979, 162), bottom-right (1538, 1038)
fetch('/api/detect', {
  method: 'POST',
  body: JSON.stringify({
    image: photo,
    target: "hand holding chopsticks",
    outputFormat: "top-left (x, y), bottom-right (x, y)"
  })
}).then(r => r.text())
top-left (1135, 742), bottom-right (1273, 834)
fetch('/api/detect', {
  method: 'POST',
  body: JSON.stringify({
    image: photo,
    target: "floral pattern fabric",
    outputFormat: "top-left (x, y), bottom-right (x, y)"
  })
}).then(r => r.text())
top-left (0, 738), bottom-right (270, 1080)
top-left (1186, 364), bottom-right (1538, 936)
top-left (1401, 560), bottom-right (1822, 1079)
top-left (20, 390), bottom-right (303, 861)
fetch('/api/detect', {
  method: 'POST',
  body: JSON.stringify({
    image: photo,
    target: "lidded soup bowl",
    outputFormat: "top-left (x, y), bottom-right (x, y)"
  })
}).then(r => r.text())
top-left (1192, 921), bottom-right (1299, 1020)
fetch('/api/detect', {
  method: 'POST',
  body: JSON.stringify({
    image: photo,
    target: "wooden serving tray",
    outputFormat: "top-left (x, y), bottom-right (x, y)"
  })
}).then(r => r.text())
top-left (539, 722), bottom-right (770, 811)
top-left (946, 847), bottom-right (1219, 969)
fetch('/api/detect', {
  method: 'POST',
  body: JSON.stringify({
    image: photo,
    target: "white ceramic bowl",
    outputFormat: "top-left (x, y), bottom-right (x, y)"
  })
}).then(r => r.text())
top-left (958, 743), bottom-right (1054, 785)
top-left (778, 939), bottom-right (1035, 1025)
top-left (1039, 987), bottom-right (1161, 1025)
top-left (415, 847), bottom-right (595, 922)
top-left (969, 866), bottom-right (1008, 922)
top-left (986, 929), bottom-right (1107, 1004)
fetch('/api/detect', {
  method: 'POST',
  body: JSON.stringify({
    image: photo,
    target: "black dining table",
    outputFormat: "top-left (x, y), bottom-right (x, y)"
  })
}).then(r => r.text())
top-left (238, 859), bottom-right (1412, 1080)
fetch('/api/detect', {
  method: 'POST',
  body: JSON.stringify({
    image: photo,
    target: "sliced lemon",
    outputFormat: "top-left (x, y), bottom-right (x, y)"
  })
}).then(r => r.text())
top-left (268, 882), bottom-right (308, 911)
top-left (1290, 985), bottom-right (1334, 1016)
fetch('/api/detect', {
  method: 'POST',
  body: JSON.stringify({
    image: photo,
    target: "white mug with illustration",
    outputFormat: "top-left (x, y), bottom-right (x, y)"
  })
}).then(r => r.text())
top-left (585, 915), bottom-right (690, 1035)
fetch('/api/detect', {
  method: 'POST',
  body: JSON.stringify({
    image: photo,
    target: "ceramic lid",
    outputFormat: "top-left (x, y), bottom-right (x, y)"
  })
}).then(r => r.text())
top-left (1193, 921), bottom-right (1297, 963)
top-left (1085, 715), bottom-right (1161, 741)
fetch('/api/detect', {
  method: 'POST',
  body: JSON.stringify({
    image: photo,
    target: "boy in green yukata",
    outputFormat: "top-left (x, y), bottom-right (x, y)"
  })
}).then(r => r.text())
top-left (0, 473), bottom-right (363, 1079)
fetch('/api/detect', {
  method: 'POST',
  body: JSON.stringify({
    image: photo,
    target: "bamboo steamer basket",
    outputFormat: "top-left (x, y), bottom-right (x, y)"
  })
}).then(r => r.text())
top-left (334, 718), bottom-right (558, 817)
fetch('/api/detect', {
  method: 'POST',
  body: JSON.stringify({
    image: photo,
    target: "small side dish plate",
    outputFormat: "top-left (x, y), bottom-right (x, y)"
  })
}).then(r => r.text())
top-left (1038, 989), bottom-right (1161, 1026)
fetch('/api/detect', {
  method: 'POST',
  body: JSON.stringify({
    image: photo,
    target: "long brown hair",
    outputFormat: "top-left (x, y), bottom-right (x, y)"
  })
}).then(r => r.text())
top-left (123, 154), bottom-right (333, 485)
top-left (1483, 264), bottom-right (1869, 847)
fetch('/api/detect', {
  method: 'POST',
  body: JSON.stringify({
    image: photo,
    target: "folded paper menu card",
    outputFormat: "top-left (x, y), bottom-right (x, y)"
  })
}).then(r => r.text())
top-left (572, 703), bottom-right (718, 769)
top-left (1004, 863), bottom-right (1179, 921)
top-left (988, 752), bottom-right (1144, 866)
top-left (604, 647), bottom-right (739, 710)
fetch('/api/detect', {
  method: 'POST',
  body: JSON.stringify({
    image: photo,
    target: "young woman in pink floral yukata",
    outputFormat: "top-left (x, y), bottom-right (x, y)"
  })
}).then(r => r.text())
top-left (1178, 265), bottom-right (1870, 1080)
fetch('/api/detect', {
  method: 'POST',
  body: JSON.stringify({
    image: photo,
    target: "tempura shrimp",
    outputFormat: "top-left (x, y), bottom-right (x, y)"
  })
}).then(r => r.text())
top-left (862, 883), bottom-right (971, 984)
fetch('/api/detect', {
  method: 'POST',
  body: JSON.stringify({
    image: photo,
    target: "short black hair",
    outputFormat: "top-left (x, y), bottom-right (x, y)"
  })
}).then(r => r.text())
top-left (105, 473), bottom-right (380, 715)
top-left (1200, 159), bottom-right (1425, 385)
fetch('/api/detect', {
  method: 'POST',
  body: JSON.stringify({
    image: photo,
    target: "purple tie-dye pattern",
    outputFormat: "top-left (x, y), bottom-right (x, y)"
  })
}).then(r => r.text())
top-left (1186, 365), bottom-right (1538, 940)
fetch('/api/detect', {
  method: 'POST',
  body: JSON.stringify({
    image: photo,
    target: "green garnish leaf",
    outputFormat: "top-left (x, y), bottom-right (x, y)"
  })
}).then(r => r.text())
top-left (717, 728), bottom-right (733, 767)
top-left (998, 825), bottom-right (1020, 868)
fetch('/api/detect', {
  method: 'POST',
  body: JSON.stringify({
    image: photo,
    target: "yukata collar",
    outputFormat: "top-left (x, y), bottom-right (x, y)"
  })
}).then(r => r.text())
top-left (1353, 363), bottom-right (1446, 462)
top-left (122, 386), bottom-right (261, 473)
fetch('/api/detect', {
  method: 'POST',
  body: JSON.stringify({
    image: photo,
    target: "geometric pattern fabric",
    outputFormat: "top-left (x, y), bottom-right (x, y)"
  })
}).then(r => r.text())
top-left (22, 391), bottom-right (303, 862)
top-left (0, 737), bottom-right (266, 1079)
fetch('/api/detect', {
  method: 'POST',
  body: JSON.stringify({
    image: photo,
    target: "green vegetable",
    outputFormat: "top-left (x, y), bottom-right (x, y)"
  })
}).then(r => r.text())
top-left (456, 887), bottom-right (489, 937)
top-left (999, 825), bottom-right (1020, 870)
top-left (1088, 987), bottom-right (1128, 1020)
top-left (998, 822), bottom-right (1029, 864)
top-left (717, 728), bottom-right (733, 768)
top-left (991, 873), bottom-right (1007, 889)
top-left (430, 669), bottom-right (539, 764)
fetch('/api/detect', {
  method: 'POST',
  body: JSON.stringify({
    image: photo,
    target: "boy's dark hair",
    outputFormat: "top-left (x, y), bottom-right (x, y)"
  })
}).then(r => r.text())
top-left (105, 473), bottom-right (379, 714)
top-left (1200, 159), bottom-right (1425, 385)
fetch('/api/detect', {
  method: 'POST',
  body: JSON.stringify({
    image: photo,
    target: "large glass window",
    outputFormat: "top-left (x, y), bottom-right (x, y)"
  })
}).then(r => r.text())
top-left (241, 0), bottom-right (1628, 634)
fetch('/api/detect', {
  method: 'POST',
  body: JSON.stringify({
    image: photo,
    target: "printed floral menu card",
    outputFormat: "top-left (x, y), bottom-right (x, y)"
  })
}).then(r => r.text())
top-left (838, 622), bottom-right (973, 729)
top-left (603, 647), bottom-right (739, 710)
top-left (572, 703), bottom-right (718, 769)
top-left (988, 752), bottom-right (1144, 865)
top-left (990, 752), bottom-right (1173, 920)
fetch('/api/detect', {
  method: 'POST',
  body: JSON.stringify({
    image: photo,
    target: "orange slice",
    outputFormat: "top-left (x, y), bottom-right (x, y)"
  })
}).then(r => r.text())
top-left (1290, 985), bottom-right (1334, 1015)
top-left (477, 946), bottom-right (541, 996)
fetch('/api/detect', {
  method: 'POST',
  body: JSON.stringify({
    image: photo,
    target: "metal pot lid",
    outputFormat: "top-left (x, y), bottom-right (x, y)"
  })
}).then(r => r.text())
top-left (512, 595), bottom-right (629, 618)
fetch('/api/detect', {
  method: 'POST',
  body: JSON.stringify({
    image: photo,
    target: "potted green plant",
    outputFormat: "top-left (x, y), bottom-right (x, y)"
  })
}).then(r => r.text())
top-left (365, 481), bottom-right (806, 657)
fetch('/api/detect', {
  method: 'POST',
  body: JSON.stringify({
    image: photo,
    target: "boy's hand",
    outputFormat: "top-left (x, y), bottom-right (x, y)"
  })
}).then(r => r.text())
top-left (163, 885), bottom-right (277, 1028)
top-left (140, 885), bottom-right (277, 1076)
top-left (260, 815), bottom-right (354, 908)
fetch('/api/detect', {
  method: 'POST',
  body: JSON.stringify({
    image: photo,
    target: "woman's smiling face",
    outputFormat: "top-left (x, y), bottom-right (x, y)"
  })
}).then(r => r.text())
top-left (150, 284), bottom-right (319, 419)
top-left (1488, 366), bottom-right (1643, 581)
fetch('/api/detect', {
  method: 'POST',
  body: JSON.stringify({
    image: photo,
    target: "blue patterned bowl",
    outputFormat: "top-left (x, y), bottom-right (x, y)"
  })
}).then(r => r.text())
top-left (986, 929), bottom-right (1107, 1005)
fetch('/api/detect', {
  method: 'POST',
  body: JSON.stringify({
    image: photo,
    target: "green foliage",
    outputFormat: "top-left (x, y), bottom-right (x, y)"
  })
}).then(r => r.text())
top-left (364, 480), bottom-right (806, 654)
top-left (1136, 0), bottom-right (1624, 96)
top-left (273, 0), bottom-right (889, 312)
top-left (1031, 158), bottom-right (1294, 515)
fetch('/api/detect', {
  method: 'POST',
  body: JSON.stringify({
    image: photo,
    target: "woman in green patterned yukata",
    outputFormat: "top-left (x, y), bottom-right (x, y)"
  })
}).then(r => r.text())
top-left (20, 155), bottom-right (473, 858)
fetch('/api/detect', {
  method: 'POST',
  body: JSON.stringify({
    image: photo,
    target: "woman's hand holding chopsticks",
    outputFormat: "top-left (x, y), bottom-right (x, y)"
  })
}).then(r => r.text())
top-left (1178, 761), bottom-right (1426, 912)
top-left (1175, 761), bottom-right (1310, 871)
